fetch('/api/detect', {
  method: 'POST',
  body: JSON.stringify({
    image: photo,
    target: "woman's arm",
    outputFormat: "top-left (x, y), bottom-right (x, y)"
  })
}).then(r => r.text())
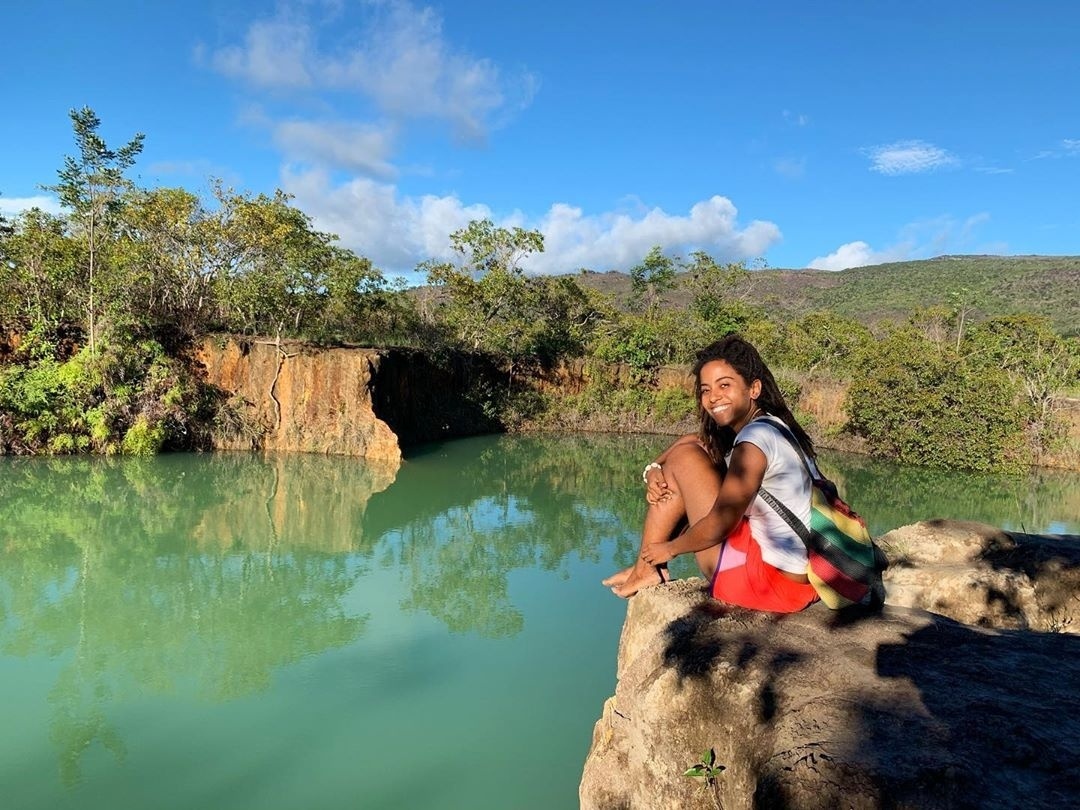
top-left (641, 441), bottom-right (767, 564)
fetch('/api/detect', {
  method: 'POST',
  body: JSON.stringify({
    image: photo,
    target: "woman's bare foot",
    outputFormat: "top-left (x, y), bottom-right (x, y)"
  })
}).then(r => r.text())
top-left (601, 565), bottom-right (635, 587)
top-left (611, 564), bottom-right (669, 598)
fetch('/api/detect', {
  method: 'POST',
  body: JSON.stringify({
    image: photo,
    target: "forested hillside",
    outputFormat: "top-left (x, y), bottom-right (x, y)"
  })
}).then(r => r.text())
top-left (574, 255), bottom-right (1080, 336)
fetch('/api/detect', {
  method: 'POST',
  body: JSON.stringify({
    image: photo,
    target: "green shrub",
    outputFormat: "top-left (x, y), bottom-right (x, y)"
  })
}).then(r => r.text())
top-left (121, 418), bottom-right (166, 456)
top-left (846, 327), bottom-right (1031, 471)
top-left (653, 386), bottom-right (694, 422)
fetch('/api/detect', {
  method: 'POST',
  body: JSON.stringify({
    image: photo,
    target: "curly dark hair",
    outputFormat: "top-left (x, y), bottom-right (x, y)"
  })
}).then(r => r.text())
top-left (692, 335), bottom-right (815, 464)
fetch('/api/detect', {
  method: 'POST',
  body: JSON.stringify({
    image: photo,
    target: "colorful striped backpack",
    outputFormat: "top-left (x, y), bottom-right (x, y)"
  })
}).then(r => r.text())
top-left (757, 420), bottom-right (888, 610)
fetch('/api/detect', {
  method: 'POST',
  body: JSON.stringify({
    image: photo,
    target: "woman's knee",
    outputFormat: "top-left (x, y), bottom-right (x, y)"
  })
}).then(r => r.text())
top-left (664, 443), bottom-right (721, 489)
top-left (662, 443), bottom-right (723, 519)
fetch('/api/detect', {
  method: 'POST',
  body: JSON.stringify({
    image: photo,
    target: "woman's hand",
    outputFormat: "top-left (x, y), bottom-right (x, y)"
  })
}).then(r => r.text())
top-left (645, 467), bottom-right (671, 504)
top-left (641, 541), bottom-right (675, 566)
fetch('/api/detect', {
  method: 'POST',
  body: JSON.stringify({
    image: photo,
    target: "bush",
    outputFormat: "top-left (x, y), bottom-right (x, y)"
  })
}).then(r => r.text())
top-left (653, 386), bottom-right (695, 423)
top-left (0, 325), bottom-right (210, 455)
top-left (121, 418), bottom-right (166, 456)
top-left (846, 327), bottom-right (1031, 471)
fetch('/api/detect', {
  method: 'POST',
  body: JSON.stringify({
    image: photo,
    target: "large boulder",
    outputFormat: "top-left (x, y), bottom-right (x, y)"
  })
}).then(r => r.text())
top-left (881, 520), bottom-right (1080, 633)
top-left (581, 522), bottom-right (1080, 809)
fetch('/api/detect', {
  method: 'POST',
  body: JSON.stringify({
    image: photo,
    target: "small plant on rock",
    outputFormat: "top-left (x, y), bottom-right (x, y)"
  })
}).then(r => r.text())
top-left (684, 747), bottom-right (726, 810)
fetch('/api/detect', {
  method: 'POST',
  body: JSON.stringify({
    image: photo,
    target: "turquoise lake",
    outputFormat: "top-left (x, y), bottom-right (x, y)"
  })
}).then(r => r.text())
top-left (2, 433), bottom-right (1078, 809)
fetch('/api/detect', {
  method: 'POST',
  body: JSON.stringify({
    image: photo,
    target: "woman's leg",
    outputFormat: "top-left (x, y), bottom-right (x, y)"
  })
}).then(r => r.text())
top-left (611, 443), bottom-right (724, 597)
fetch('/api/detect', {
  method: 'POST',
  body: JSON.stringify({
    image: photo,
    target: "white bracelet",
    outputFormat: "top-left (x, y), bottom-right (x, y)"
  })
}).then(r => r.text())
top-left (642, 462), bottom-right (662, 483)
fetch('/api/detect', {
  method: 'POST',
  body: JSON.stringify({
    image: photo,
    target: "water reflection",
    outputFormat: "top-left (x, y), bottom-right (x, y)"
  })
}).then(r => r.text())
top-left (366, 434), bottom-right (661, 637)
top-left (1, 436), bottom-right (1077, 803)
top-left (819, 452), bottom-right (1080, 537)
top-left (0, 453), bottom-right (399, 786)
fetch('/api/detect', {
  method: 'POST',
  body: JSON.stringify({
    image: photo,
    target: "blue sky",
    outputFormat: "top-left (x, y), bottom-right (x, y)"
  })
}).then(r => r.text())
top-left (4, 0), bottom-right (1078, 279)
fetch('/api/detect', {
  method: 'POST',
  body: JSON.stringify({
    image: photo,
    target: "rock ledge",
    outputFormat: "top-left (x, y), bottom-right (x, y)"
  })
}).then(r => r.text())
top-left (580, 521), bottom-right (1080, 809)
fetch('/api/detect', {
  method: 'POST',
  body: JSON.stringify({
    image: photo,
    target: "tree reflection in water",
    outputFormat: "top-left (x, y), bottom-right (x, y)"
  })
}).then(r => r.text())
top-left (0, 452), bottom-right (397, 784)
top-left (818, 451), bottom-right (1080, 537)
top-left (364, 434), bottom-right (668, 637)
top-left (1, 436), bottom-right (1076, 790)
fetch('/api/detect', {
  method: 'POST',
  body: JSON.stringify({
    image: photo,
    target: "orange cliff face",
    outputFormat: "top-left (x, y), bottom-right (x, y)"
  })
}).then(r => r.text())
top-left (195, 338), bottom-right (402, 462)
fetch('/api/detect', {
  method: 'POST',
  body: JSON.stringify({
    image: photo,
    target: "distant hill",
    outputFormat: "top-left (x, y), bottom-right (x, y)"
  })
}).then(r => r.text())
top-left (572, 255), bottom-right (1080, 336)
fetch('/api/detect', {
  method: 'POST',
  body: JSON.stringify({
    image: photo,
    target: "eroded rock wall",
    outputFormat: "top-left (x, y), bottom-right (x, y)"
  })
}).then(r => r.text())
top-left (196, 338), bottom-right (401, 460)
top-left (195, 338), bottom-right (512, 458)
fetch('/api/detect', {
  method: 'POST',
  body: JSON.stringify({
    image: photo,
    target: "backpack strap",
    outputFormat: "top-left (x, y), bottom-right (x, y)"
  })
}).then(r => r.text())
top-left (757, 485), bottom-right (812, 545)
top-left (751, 415), bottom-right (820, 482)
top-left (748, 416), bottom-right (817, 541)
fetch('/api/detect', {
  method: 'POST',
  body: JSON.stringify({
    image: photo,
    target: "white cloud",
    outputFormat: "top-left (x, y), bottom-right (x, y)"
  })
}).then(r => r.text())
top-left (807, 212), bottom-right (995, 271)
top-left (0, 195), bottom-right (63, 218)
top-left (807, 241), bottom-right (907, 271)
top-left (283, 170), bottom-right (781, 276)
top-left (282, 167), bottom-right (491, 270)
top-left (319, 2), bottom-right (527, 142)
top-left (274, 120), bottom-right (398, 177)
top-left (782, 110), bottom-right (809, 126)
top-left (204, 1), bottom-right (534, 144)
top-left (527, 196), bottom-right (780, 274)
top-left (1032, 139), bottom-right (1080, 160)
top-left (209, 18), bottom-right (316, 89)
top-left (864, 139), bottom-right (958, 175)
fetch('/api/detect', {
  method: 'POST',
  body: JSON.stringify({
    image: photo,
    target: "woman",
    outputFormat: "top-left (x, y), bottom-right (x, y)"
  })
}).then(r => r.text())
top-left (603, 335), bottom-right (820, 612)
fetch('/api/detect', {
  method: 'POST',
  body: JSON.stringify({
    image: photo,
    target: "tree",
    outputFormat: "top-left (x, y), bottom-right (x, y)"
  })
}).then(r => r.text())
top-left (846, 326), bottom-right (1030, 471)
top-left (948, 286), bottom-right (983, 351)
top-left (420, 219), bottom-right (545, 361)
top-left (117, 186), bottom-right (219, 336)
top-left (684, 251), bottom-right (758, 339)
top-left (686, 252), bottom-right (746, 320)
top-left (963, 315), bottom-right (1079, 458)
top-left (0, 205), bottom-right (13, 263)
top-left (44, 107), bottom-right (144, 354)
top-left (0, 207), bottom-right (79, 331)
top-left (628, 245), bottom-right (677, 316)
top-left (793, 310), bottom-right (874, 374)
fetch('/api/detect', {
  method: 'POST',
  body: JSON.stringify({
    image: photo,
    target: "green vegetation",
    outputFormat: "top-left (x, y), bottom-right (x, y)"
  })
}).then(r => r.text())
top-left (575, 255), bottom-right (1080, 338)
top-left (2, 108), bottom-right (1078, 471)
top-left (684, 748), bottom-right (726, 810)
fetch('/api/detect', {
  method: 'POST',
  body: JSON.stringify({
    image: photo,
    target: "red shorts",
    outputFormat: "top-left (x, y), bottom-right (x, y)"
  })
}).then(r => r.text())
top-left (710, 518), bottom-right (819, 613)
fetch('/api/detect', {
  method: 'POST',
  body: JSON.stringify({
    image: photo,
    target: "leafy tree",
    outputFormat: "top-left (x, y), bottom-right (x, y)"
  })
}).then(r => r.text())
top-left (685, 251), bottom-right (754, 334)
top-left (628, 245), bottom-right (677, 316)
top-left (0, 206), bottom-right (13, 263)
top-left (211, 185), bottom-right (395, 342)
top-left (43, 107), bottom-right (144, 354)
top-left (0, 207), bottom-right (79, 331)
top-left (948, 285), bottom-right (984, 350)
top-left (525, 275), bottom-right (606, 361)
top-left (963, 315), bottom-right (1079, 456)
top-left (117, 186), bottom-right (220, 336)
top-left (419, 219), bottom-right (545, 366)
top-left (793, 310), bottom-right (874, 374)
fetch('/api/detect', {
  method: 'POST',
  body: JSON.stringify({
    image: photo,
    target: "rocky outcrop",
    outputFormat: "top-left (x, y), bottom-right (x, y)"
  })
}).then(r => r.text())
top-left (196, 338), bottom-right (402, 460)
top-left (195, 338), bottom-right (518, 459)
top-left (580, 522), bottom-right (1080, 809)
top-left (194, 338), bottom-right (697, 459)
top-left (881, 520), bottom-right (1080, 633)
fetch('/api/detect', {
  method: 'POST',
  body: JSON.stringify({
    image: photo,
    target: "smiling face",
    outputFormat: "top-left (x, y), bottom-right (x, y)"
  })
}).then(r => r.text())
top-left (698, 359), bottom-right (762, 432)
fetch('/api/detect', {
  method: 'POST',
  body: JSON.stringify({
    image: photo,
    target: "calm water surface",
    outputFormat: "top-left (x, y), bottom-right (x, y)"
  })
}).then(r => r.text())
top-left (2, 434), bottom-right (1078, 809)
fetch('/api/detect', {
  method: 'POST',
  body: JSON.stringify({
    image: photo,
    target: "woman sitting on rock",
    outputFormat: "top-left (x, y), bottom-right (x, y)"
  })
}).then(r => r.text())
top-left (603, 335), bottom-right (820, 612)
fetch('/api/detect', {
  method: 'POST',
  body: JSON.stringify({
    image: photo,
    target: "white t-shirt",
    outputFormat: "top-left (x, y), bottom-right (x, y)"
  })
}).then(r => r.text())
top-left (728, 415), bottom-right (814, 574)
